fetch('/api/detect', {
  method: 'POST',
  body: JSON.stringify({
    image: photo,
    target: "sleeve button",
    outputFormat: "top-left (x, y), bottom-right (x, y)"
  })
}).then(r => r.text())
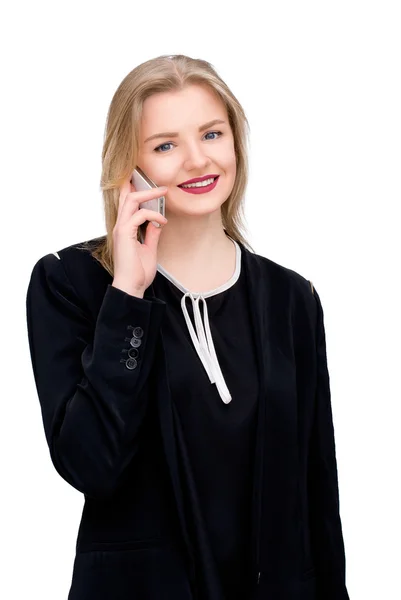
top-left (132, 326), bottom-right (144, 338)
top-left (125, 358), bottom-right (138, 370)
top-left (130, 337), bottom-right (142, 348)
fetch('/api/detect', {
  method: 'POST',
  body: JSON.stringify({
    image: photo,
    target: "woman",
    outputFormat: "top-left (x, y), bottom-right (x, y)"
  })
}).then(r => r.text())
top-left (26, 55), bottom-right (350, 599)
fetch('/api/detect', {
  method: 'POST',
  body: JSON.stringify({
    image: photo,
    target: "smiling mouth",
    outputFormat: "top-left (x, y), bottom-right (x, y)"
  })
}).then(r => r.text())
top-left (178, 176), bottom-right (219, 189)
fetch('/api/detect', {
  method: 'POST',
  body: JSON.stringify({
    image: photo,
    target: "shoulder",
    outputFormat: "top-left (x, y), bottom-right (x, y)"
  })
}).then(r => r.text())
top-left (30, 235), bottom-right (107, 282)
top-left (250, 249), bottom-right (322, 351)
top-left (242, 245), bottom-right (319, 343)
top-left (245, 245), bottom-right (315, 304)
top-left (28, 235), bottom-right (110, 319)
top-left (52, 234), bottom-right (107, 275)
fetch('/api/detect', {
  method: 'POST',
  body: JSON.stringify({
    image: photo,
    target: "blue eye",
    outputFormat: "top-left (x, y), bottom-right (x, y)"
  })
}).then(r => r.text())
top-left (154, 131), bottom-right (223, 153)
top-left (155, 142), bottom-right (174, 153)
top-left (204, 131), bottom-right (222, 140)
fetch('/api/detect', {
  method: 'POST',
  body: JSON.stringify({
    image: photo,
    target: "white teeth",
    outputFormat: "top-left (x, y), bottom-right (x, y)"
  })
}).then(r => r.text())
top-left (181, 177), bottom-right (216, 188)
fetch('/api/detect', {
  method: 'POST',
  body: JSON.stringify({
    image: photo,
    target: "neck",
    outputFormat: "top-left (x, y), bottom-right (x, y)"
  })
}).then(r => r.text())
top-left (156, 215), bottom-right (232, 270)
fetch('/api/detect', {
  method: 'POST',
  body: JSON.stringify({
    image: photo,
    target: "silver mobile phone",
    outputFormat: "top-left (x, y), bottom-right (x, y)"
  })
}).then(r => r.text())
top-left (131, 167), bottom-right (166, 243)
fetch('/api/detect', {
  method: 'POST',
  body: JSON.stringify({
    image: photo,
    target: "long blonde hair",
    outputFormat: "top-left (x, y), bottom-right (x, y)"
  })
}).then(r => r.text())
top-left (80, 54), bottom-right (255, 276)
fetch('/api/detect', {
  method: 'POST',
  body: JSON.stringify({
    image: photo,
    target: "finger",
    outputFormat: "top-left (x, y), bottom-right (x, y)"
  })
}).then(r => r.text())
top-left (119, 188), bottom-right (167, 223)
top-left (118, 178), bottom-right (132, 213)
top-left (127, 186), bottom-right (168, 200)
top-left (134, 209), bottom-right (167, 223)
top-left (143, 220), bottom-right (163, 252)
top-left (120, 177), bottom-right (132, 197)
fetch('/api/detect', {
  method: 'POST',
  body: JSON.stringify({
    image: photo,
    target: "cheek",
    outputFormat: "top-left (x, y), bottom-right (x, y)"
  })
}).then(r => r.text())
top-left (220, 154), bottom-right (237, 179)
top-left (138, 156), bottom-right (174, 185)
top-left (218, 139), bottom-right (236, 168)
top-left (153, 165), bottom-right (176, 184)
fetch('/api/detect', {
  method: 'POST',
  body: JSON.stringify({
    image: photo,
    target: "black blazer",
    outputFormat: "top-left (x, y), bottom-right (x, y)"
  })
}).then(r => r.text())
top-left (26, 237), bottom-right (350, 600)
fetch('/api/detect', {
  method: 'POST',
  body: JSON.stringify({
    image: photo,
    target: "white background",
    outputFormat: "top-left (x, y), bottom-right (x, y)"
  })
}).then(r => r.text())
top-left (1, 1), bottom-right (400, 598)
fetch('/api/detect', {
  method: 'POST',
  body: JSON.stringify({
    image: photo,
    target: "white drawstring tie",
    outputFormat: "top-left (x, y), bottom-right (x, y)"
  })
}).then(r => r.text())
top-left (156, 235), bottom-right (240, 405)
top-left (181, 292), bottom-right (232, 404)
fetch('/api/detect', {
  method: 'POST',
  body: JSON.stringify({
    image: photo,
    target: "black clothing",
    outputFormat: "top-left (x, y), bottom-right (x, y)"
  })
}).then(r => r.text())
top-left (25, 234), bottom-right (350, 599)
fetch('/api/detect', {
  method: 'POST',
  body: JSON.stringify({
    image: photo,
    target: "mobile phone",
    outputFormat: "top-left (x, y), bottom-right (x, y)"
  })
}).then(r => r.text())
top-left (131, 167), bottom-right (166, 243)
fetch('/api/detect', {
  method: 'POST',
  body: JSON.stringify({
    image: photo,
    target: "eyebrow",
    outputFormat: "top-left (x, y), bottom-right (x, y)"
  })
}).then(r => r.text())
top-left (144, 119), bottom-right (226, 144)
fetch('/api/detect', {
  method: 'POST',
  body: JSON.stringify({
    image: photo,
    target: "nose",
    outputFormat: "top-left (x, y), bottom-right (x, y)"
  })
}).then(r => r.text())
top-left (183, 141), bottom-right (212, 171)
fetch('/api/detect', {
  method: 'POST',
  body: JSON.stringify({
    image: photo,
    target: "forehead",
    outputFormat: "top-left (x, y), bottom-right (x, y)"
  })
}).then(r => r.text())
top-left (140, 84), bottom-right (227, 131)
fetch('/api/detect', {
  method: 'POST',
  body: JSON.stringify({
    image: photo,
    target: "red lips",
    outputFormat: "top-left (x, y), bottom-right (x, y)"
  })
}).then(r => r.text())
top-left (178, 174), bottom-right (219, 186)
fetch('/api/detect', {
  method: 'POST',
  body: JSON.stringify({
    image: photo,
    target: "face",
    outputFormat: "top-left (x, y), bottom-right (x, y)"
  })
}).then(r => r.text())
top-left (136, 84), bottom-right (237, 219)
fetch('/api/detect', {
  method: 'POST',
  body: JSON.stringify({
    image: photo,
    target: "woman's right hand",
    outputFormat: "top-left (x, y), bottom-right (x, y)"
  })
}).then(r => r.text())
top-left (111, 178), bottom-right (168, 297)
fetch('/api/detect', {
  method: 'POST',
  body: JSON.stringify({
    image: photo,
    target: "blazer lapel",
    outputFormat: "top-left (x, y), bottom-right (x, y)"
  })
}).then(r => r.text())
top-left (144, 283), bottom-right (198, 593)
top-left (242, 246), bottom-right (269, 587)
top-left (243, 245), bottom-right (303, 584)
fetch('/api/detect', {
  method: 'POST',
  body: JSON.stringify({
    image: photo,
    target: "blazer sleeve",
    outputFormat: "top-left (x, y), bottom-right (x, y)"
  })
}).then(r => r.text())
top-left (26, 252), bottom-right (166, 500)
top-left (308, 286), bottom-right (350, 599)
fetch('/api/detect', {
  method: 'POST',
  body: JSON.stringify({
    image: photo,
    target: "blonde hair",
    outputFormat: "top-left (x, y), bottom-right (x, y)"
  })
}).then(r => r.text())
top-left (80, 54), bottom-right (255, 276)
